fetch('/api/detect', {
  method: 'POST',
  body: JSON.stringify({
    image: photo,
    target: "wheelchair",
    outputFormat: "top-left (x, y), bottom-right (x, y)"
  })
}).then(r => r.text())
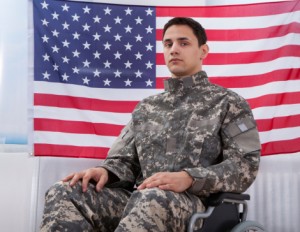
top-left (188, 192), bottom-right (266, 232)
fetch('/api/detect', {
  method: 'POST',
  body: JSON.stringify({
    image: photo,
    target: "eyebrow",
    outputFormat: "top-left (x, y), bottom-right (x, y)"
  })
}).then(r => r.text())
top-left (163, 37), bottom-right (190, 43)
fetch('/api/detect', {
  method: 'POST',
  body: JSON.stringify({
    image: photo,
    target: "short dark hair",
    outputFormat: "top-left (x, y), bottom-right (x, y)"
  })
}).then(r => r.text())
top-left (163, 17), bottom-right (207, 46)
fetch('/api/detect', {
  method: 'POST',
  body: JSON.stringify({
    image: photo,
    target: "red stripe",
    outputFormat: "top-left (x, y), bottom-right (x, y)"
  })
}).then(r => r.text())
top-left (34, 144), bottom-right (108, 159)
top-left (156, 68), bottom-right (300, 89)
top-left (256, 115), bottom-right (300, 132)
top-left (34, 118), bottom-right (123, 136)
top-left (156, 22), bottom-right (300, 42)
top-left (156, 1), bottom-right (300, 18)
top-left (261, 137), bottom-right (300, 156)
top-left (156, 45), bottom-right (300, 66)
top-left (208, 69), bottom-right (300, 88)
top-left (34, 93), bottom-right (138, 113)
top-left (247, 92), bottom-right (300, 109)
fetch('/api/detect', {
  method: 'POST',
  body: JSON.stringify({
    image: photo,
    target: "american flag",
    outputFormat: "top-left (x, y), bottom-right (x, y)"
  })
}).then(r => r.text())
top-left (32, 0), bottom-right (300, 158)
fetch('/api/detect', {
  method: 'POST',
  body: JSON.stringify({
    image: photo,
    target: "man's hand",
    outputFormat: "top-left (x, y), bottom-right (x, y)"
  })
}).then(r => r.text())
top-left (62, 167), bottom-right (109, 192)
top-left (137, 171), bottom-right (193, 193)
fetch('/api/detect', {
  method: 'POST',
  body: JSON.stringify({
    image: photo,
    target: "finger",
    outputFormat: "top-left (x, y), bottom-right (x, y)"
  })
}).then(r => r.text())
top-left (69, 172), bottom-right (84, 187)
top-left (81, 174), bottom-right (92, 192)
top-left (95, 175), bottom-right (108, 192)
top-left (61, 173), bottom-right (75, 182)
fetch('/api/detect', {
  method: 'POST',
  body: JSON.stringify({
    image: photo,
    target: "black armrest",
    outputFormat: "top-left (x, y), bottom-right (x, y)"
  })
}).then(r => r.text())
top-left (206, 192), bottom-right (250, 206)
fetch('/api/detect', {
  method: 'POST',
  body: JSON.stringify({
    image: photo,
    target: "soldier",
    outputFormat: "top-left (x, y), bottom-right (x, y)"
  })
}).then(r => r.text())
top-left (40, 17), bottom-right (261, 232)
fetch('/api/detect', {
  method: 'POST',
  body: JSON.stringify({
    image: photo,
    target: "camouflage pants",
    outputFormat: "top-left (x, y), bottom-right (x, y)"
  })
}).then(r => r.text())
top-left (40, 181), bottom-right (204, 232)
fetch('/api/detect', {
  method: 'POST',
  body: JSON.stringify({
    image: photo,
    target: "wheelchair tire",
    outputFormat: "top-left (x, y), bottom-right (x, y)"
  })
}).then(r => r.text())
top-left (230, 220), bottom-right (266, 232)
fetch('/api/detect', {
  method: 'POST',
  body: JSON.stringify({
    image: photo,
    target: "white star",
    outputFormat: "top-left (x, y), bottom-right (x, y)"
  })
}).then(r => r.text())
top-left (103, 24), bottom-right (112, 32)
top-left (41, 35), bottom-right (49, 43)
top-left (124, 43), bottom-right (132, 51)
top-left (103, 60), bottom-right (111, 68)
top-left (145, 61), bottom-right (154, 69)
top-left (52, 30), bottom-right (59, 37)
top-left (62, 40), bottom-right (70, 47)
top-left (72, 14), bottom-right (80, 21)
top-left (125, 7), bottom-right (132, 15)
top-left (41, 19), bottom-right (49, 26)
top-left (114, 16), bottom-right (122, 24)
top-left (82, 77), bottom-right (90, 85)
top-left (135, 70), bottom-right (143, 78)
top-left (42, 71), bottom-right (50, 79)
top-left (146, 79), bottom-right (153, 87)
top-left (93, 69), bottom-right (101, 77)
top-left (93, 15), bottom-right (101, 23)
top-left (124, 25), bottom-right (132, 33)
top-left (83, 59), bottom-right (91, 67)
top-left (103, 42), bottom-right (111, 50)
top-left (43, 53), bottom-right (50, 61)
top-left (41, 1), bottom-right (49, 9)
top-left (62, 73), bottom-right (69, 81)
top-left (146, 25), bottom-right (154, 34)
top-left (93, 32), bottom-right (101, 41)
top-left (72, 67), bottom-right (80, 74)
top-left (135, 34), bottom-right (143, 42)
top-left (114, 34), bottom-right (122, 41)
top-left (83, 5), bottom-right (91, 14)
top-left (146, 43), bottom-right (154, 51)
top-left (135, 17), bottom-right (143, 24)
top-left (93, 51), bottom-right (101, 59)
top-left (72, 50), bottom-right (80, 57)
top-left (124, 60), bottom-right (132, 69)
top-left (135, 52), bottom-right (143, 60)
top-left (62, 56), bottom-right (70, 63)
top-left (114, 70), bottom-right (122, 77)
top-left (52, 12), bottom-right (59, 20)
top-left (51, 45), bottom-right (60, 53)
top-left (72, 32), bottom-right (80, 40)
top-left (83, 41), bottom-right (91, 49)
top-left (114, 51), bottom-right (122, 59)
top-left (124, 79), bottom-right (132, 86)
top-left (62, 4), bottom-right (69, 11)
top-left (104, 7), bottom-right (111, 15)
top-left (53, 63), bottom-right (59, 71)
top-left (145, 8), bottom-right (153, 16)
top-left (62, 21), bottom-right (70, 30)
top-left (82, 23), bottom-right (90, 31)
top-left (103, 78), bottom-right (111, 86)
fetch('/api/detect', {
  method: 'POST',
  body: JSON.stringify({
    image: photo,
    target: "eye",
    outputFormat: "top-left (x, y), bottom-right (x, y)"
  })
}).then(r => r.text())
top-left (164, 42), bottom-right (172, 48)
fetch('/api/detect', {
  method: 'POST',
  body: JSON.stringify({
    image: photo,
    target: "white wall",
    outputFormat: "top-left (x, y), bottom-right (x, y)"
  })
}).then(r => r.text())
top-left (1, 151), bottom-right (299, 232)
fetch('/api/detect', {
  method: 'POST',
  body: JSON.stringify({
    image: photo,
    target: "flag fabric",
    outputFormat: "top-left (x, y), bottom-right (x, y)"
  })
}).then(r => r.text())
top-left (32, 0), bottom-right (300, 159)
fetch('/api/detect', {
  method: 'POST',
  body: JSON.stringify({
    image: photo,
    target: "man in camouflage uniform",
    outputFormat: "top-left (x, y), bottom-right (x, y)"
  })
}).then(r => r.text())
top-left (40, 17), bottom-right (261, 232)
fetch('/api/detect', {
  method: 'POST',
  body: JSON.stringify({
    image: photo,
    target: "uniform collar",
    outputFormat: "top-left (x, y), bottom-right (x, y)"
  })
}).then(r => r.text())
top-left (164, 71), bottom-right (209, 93)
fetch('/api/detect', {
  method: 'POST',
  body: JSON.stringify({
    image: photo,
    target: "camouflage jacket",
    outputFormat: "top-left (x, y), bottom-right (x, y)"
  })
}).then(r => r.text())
top-left (101, 71), bottom-right (261, 196)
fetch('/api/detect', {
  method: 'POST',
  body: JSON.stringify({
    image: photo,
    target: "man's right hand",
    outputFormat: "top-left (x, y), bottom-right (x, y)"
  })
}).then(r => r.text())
top-left (62, 167), bottom-right (109, 192)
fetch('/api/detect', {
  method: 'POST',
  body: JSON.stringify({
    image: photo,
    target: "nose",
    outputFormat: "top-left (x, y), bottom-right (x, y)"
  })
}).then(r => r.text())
top-left (170, 42), bottom-right (179, 55)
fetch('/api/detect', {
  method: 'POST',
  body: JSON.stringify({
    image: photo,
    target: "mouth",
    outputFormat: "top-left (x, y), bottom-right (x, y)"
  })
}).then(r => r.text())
top-left (169, 58), bottom-right (182, 63)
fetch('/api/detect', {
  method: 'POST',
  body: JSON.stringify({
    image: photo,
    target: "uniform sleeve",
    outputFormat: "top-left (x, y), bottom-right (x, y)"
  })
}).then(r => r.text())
top-left (184, 96), bottom-right (261, 196)
top-left (99, 120), bottom-right (140, 189)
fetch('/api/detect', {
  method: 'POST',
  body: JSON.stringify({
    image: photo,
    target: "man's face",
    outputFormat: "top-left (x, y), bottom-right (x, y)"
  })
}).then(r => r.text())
top-left (163, 25), bottom-right (208, 78)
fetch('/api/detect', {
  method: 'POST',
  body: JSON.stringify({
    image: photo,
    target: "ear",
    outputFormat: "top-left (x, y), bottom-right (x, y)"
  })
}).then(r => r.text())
top-left (200, 44), bottom-right (209, 60)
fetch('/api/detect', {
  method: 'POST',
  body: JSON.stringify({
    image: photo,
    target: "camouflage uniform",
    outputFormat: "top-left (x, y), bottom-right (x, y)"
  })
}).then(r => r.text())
top-left (40, 71), bottom-right (261, 232)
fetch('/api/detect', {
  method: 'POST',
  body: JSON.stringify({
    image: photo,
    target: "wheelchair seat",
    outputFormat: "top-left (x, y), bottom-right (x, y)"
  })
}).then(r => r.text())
top-left (188, 192), bottom-right (265, 232)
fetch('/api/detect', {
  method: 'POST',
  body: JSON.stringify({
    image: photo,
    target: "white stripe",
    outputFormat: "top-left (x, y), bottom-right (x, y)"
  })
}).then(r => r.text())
top-left (157, 57), bottom-right (300, 77)
top-left (34, 82), bottom-right (163, 101)
top-left (34, 106), bottom-right (131, 125)
top-left (259, 126), bottom-right (300, 144)
top-left (156, 10), bottom-right (300, 30)
top-left (253, 104), bottom-right (300, 120)
top-left (34, 131), bottom-right (116, 147)
top-left (156, 34), bottom-right (300, 53)
top-left (66, 0), bottom-right (291, 7)
top-left (231, 80), bottom-right (300, 99)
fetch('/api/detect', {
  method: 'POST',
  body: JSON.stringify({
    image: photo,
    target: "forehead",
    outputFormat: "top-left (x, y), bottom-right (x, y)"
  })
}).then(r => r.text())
top-left (163, 24), bottom-right (196, 41)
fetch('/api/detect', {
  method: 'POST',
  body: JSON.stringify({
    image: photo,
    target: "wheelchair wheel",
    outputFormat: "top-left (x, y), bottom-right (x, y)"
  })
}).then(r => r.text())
top-left (231, 220), bottom-right (266, 232)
